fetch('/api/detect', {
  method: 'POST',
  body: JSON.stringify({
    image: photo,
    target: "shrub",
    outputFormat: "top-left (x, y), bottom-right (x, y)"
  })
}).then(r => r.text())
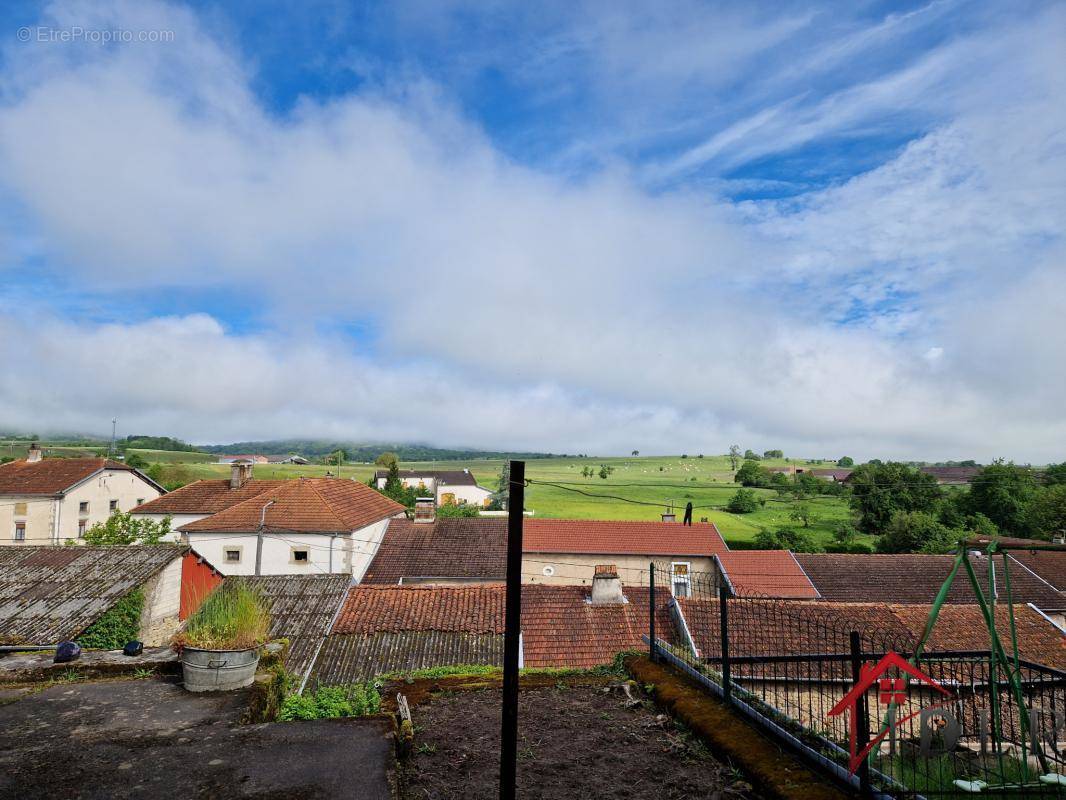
top-left (436, 503), bottom-right (480, 518)
top-left (83, 511), bottom-right (172, 546)
top-left (179, 583), bottom-right (271, 650)
top-left (278, 682), bottom-right (382, 721)
top-left (726, 488), bottom-right (759, 514)
top-left (753, 527), bottom-right (822, 552)
top-left (77, 588), bottom-right (144, 649)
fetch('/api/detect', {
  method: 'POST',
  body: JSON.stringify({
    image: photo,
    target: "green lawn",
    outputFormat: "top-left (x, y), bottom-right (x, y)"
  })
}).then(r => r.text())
top-left (147, 453), bottom-right (864, 550)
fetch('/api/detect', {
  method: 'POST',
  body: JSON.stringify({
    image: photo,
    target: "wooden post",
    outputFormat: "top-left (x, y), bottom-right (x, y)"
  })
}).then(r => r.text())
top-left (499, 460), bottom-right (524, 800)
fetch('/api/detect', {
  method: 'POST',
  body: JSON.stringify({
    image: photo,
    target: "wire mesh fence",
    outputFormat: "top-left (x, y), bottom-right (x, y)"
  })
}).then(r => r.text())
top-left (648, 562), bottom-right (1066, 799)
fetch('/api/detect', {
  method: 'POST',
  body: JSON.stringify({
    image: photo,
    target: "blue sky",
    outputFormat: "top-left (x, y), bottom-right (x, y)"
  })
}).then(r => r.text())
top-left (0, 0), bottom-right (1063, 459)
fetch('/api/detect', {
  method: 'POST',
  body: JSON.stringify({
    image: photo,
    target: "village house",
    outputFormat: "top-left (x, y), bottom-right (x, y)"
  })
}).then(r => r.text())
top-left (0, 545), bottom-right (189, 646)
top-left (372, 468), bottom-right (493, 507)
top-left (216, 454), bottom-right (270, 464)
top-left (0, 445), bottom-right (163, 546)
top-left (918, 465), bottom-right (982, 485)
top-left (809, 468), bottom-right (853, 482)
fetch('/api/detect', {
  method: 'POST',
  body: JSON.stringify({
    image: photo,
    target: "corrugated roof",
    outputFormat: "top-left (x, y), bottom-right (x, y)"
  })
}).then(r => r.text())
top-left (225, 574), bottom-right (350, 678)
top-left (523, 519), bottom-right (728, 556)
top-left (0, 458), bottom-right (146, 496)
top-left (179, 478), bottom-right (404, 534)
top-left (309, 630), bottom-right (503, 686)
top-left (0, 545), bottom-right (187, 644)
top-left (716, 551), bottom-right (820, 598)
top-left (794, 553), bottom-right (1065, 610)
top-left (362, 517), bottom-right (507, 585)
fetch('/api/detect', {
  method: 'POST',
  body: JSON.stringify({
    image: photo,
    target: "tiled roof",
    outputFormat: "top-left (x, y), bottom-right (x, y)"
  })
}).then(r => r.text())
top-left (919, 466), bottom-right (982, 482)
top-left (362, 517), bottom-right (507, 584)
top-left (1009, 551), bottom-right (1066, 594)
top-left (521, 585), bottom-right (674, 669)
top-left (131, 479), bottom-right (289, 515)
top-left (716, 551), bottom-right (820, 598)
top-left (373, 469), bottom-right (480, 487)
top-left (225, 574), bottom-right (350, 679)
top-left (179, 478), bottom-right (404, 534)
top-left (809, 468), bottom-right (853, 481)
top-left (333, 585), bottom-right (507, 635)
top-left (794, 553), bottom-right (1065, 610)
top-left (676, 597), bottom-right (1065, 668)
top-left (523, 519), bottom-right (728, 556)
top-left (309, 631), bottom-right (503, 686)
top-left (0, 545), bottom-right (187, 644)
top-left (0, 458), bottom-right (146, 496)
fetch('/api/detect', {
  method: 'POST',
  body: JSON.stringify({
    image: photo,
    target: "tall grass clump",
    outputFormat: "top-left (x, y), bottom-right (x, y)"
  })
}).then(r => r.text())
top-left (179, 583), bottom-right (271, 650)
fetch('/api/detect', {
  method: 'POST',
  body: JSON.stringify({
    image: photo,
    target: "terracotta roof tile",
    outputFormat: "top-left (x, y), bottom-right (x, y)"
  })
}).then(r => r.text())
top-left (716, 551), bottom-right (820, 598)
top-left (523, 519), bottom-right (727, 556)
top-left (794, 553), bottom-right (1065, 611)
top-left (363, 517), bottom-right (507, 584)
top-left (0, 458), bottom-right (144, 496)
top-left (131, 479), bottom-right (289, 515)
top-left (333, 585), bottom-right (506, 635)
top-left (179, 478), bottom-right (404, 534)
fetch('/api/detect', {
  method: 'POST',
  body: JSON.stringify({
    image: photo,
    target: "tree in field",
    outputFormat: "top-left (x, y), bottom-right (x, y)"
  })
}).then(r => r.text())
top-left (493, 462), bottom-right (510, 510)
top-left (763, 449), bottom-right (783, 459)
top-left (1025, 485), bottom-right (1066, 540)
top-left (728, 445), bottom-right (741, 471)
top-left (877, 511), bottom-right (957, 554)
top-left (837, 456), bottom-right (854, 467)
top-left (848, 462), bottom-right (941, 535)
top-left (743, 449), bottom-right (760, 461)
top-left (82, 512), bottom-right (173, 546)
top-left (326, 449), bottom-right (347, 466)
top-left (727, 489), bottom-right (759, 514)
top-left (790, 503), bottom-right (813, 528)
top-left (124, 452), bottom-right (148, 469)
top-left (1043, 462), bottom-right (1066, 486)
top-left (965, 460), bottom-right (1038, 537)
top-left (753, 527), bottom-right (821, 553)
top-left (598, 464), bottom-right (615, 479)
top-left (735, 460), bottom-right (770, 487)
top-left (631, 450), bottom-right (639, 457)
top-left (374, 451), bottom-right (399, 470)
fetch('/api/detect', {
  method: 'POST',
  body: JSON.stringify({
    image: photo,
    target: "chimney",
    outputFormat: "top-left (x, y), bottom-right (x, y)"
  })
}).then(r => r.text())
top-left (590, 564), bottom-right (624, 605)
top-left (26, 442), bottom-right (42, 463)
top-left (1052, 532), bottom-right (1065, 546)
top-left (661, 512), bottom-right (676, 522)
top-left (230, 460), bottom-right (254, 489)
top-left (413, 496), bottom-right (436, 524)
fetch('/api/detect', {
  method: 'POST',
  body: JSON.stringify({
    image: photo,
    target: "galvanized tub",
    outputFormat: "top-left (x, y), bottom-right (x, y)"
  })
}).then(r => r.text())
top-left (180, 647), bottom-right (260, 692)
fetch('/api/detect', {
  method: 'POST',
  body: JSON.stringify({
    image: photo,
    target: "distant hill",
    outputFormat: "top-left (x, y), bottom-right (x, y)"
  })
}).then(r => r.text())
top-left (197, 440), bottom-right (563, 462)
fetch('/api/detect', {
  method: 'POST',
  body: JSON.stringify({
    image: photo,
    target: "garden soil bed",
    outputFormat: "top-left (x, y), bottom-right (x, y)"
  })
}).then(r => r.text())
top-left (396, 682), bottom-right (762, 799)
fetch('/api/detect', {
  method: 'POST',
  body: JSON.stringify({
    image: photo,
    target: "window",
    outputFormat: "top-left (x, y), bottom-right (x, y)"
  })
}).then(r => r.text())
top-left (78, 520), bottom-right (87, 538)
top-left (136, 498), bottom-right (145, 507)
top-left (14, 523), bottom-right (25, 542)
top-left (79, 501), bottom-right (89, 514)
top-left (109, 500), bottom-right (118, 512)
top-left (224, 547), bottom-right (242, 563)
top-left (14, 502), bottom-right (27, 516)
top-left (671, 562), bottom-right (691, 598)
top-left (290, 548), bottom-right (309, 564)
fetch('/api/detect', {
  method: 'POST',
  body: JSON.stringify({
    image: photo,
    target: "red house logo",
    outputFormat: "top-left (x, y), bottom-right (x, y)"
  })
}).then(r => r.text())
top-left (828, 652), bottom-right (955, 775)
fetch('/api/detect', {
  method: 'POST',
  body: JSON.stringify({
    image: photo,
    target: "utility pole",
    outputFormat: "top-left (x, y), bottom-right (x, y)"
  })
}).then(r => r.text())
top-left (255, 499), bottom-right (275, 577)
top-left (109, 418), bottom-right (117, 457)
top-left (499, 460), bottom-right (524, 800)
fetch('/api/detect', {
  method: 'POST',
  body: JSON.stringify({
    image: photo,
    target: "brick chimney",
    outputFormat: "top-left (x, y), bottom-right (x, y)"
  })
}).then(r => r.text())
top-left (413, 496), bottom-right (436, 524)
top-left (590, 564), bottom-right (624, 605)
top-left (26, 442), bottom-right (42, 463)
top-left (230, 460), bottom-right (254, 489)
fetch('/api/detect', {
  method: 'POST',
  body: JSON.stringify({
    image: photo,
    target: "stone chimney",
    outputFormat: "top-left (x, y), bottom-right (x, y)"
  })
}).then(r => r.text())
top-left (661, 512), bottom-right (676, 522)
top-left (590, 564), bottom-right (624, 605)
top-left (26, 442), bottom-right (42, 463)
top-left (413, 496), bottom-right (436, 524)
top-left (230, 460), bottom-right (254, 489)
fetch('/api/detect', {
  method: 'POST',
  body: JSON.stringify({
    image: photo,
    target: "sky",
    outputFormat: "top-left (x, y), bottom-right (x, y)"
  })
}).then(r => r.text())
top-left (0, 0), bottom-right (1063, 461)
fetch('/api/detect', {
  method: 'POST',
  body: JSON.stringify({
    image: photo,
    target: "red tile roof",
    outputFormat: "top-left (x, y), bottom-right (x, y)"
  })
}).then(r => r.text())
top-left (523, 519), bottom-right (727, 556)
top-left (716, 551), bottom-right (820, 598)
top-left (131, 479), bottom-right (289, 515)
top-left (362, 517), bottom-right (506, 584)
top-left (333, 585), bottom-right (506, 635)
top-left (179, 478), bottom-right (404, 534)
top-left (0, 458), bottom-right (150, 496)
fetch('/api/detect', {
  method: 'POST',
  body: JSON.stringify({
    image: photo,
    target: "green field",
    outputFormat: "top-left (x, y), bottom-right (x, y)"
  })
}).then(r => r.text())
top-left (134, 452), bottom-right (863, 549)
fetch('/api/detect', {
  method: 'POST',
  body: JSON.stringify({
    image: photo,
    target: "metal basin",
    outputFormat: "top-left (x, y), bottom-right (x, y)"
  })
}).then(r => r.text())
top-left (180, 646), bottom-right (260, 692)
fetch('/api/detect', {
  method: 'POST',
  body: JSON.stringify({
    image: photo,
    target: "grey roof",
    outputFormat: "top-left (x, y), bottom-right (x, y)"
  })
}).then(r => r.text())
top-left (225, 574), bottom-right (350, 679)
top-left (372, 469), bottom-right (481, 487)
top-left (0, 545), bottom-right (187, 645)
top-left (308, 630), bottom-right (503, 687)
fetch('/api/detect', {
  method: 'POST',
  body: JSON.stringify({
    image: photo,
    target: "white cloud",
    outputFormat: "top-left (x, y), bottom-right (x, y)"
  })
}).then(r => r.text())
top-left (0, 0), bottom-right (1063, 461)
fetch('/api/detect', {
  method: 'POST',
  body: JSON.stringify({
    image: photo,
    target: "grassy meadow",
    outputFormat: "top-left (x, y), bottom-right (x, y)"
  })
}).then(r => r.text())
top-left (127, 451), bottom-right (865, 549)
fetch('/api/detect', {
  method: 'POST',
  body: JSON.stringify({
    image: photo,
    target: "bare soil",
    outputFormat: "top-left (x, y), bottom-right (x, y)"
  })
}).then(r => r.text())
top-left (396, 682), bottom-right (761, 800)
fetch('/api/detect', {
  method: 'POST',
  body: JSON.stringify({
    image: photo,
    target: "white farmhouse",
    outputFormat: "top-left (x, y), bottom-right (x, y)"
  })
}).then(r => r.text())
top-left (0, 445), bottom-right (163, 546)
top-left (373, 469), bottom-right (493, 507)
top-left (132, 463), bottom-right (405, 577)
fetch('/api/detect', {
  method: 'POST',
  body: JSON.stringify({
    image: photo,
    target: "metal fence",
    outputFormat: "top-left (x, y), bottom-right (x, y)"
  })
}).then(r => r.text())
top-left (648, 563), bottom-right (1066, 799)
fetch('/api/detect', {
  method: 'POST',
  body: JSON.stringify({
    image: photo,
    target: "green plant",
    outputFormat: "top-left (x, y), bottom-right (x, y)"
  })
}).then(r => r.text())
top-left (179, 583), bottom-right (271, 650)
top-left (415, 742), bottom-right (437, 755)
top-left (76, 588), bottom-right (144, 650)
top-left (727, 489), bottom-right (759, 514)
top-left (82, 512), bottom-right (173, 545)
top-left (133, 667), bottom-right (155, 679)
top-left (278, 682), bottom-right (382, 721)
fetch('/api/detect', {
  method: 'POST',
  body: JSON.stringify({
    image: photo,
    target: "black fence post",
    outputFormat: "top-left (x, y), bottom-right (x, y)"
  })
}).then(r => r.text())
top-left (499, 460), bottom-right (524, 800)
top-left (849, 631), bottom-right (871, 797)
top-left (649, 562), bottom-right (657, 663)
top-left (719, 584), bottom-right (731, 705)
